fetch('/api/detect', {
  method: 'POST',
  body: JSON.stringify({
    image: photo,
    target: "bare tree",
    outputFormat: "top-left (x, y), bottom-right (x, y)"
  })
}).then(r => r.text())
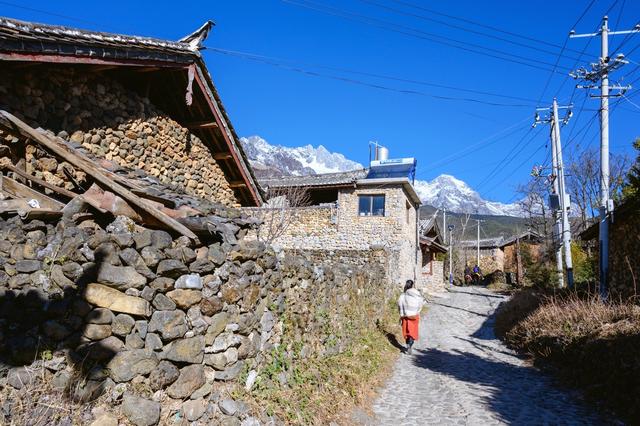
top-left (255, 186), bottom-right (311, 245)
top-left (516, 177), bottom-right (551, 238)
top-left (566, 146), bottom-right (631, 231)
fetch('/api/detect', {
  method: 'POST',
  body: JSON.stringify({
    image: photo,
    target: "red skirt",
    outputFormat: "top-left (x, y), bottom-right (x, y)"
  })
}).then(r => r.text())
top-left (401, 315), bottom-right (420, 341)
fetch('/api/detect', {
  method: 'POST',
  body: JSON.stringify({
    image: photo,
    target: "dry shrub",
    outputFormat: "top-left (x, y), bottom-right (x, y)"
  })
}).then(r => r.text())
top-left (496, 290), bottom-right (640, 423)
top-left (0, 358), bottom-right (114, 426)
top-left (494, 288), bottom-right (545, 339)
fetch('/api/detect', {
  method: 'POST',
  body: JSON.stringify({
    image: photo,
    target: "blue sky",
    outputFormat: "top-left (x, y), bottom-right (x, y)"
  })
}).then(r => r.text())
top-left (3, 0), bottom-right (639, 203)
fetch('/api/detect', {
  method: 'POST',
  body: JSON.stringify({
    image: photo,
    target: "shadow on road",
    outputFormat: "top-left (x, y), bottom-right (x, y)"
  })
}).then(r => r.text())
top-left (430, 301), bottom-right (489, 318)
top-left (410, 347), bottom-right (601, 425)
top-left (449, 287), bottom-right (505, 299)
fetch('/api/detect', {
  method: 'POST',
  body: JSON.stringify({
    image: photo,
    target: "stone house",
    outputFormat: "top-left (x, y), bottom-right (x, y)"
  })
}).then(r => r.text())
top-left (580, 198), bottom-right (640, 299)
top-left (418, 215), bottom-right (447, 290)
top-left (257, 166), bottom-right (422, 286)
top-left (459, 230), bottom-right (543, 279)
top-left (0, 17), bottom-right (262, 208)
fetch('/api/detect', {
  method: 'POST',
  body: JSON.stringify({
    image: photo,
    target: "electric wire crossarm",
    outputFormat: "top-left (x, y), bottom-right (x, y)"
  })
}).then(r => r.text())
top-left (532, 101), bottom-right (575, 288)
top-left (569, 15), bottom-right (637, 299)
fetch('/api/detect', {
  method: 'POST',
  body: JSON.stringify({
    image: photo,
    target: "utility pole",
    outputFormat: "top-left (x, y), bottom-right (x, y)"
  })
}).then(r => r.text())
top-left (472, 218), bottom-right (484, 268)
top-left (533, 100), bottom-right (574, 288)
top-left (552, 99), bottom-right (574, 288)
top-left (448, 224), bottom-right (455, 287)
top-left (476, 219), bottom-right (480, 267)
top-left (443, 209), bottom-right (447, 244)
top-left (570, 16), bottom-right (638, 298)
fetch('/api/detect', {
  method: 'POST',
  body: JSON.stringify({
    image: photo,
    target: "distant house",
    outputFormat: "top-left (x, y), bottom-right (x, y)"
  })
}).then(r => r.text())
top-left (257, 160), bottom-right (422, 286)
top-left (418, 214), bottom-right (448, 290)
top-left (459, 230), bottom-right (543, 282)
top-left (579, 198), bottom-right (640, 298)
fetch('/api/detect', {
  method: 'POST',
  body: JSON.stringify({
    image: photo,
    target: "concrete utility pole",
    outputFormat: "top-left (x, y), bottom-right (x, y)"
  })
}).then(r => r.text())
top-left (476, 219), bottom-right (480, 267)
top-left (448, 224), bottom-right (455, 287)
top-left (570, 16), bottom-right (638, 298)
top-left (552, 99), bottom-right (574, 288)
top-left (443, 209), bottom-right (447, 244)
top-left (533, 101), bottom-right (574, 288)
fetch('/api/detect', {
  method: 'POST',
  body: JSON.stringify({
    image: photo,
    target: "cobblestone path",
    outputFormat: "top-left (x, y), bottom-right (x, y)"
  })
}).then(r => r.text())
top-left (371, 286), bottom-right (606, 425)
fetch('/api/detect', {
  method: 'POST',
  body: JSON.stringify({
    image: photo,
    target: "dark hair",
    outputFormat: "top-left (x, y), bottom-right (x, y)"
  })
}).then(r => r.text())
top-left (404, 280), bottom-right (414, 292)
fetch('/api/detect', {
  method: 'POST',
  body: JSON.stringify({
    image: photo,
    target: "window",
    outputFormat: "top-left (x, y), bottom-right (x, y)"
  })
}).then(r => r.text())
top-left (358, 195), bottom-right (385, 216)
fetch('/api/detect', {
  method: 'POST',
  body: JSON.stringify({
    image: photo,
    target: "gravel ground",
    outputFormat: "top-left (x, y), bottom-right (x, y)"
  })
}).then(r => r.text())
top-left (371, 286), bottom-right (607, 426)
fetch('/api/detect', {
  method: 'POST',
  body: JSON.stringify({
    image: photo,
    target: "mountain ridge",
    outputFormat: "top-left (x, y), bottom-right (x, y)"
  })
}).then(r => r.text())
top-left (240, 136), bottom-right (523, 217)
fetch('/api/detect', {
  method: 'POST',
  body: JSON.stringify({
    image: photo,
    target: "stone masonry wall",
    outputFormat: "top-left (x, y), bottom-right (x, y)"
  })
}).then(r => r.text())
top-left (0, 64), bottom-right (237, 206)
top-left (609, 202), bottom-right (640, 299)
top-left (248, 185), bottom-right (420, 286)
top-left (420, 259), bottom-right (445, 291)
top-left (0, 211), bottom-right (386, 425)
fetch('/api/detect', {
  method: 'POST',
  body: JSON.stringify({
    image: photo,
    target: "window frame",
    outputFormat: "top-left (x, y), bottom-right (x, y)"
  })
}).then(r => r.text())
top-left (358, 194), bottom-right (386, 217)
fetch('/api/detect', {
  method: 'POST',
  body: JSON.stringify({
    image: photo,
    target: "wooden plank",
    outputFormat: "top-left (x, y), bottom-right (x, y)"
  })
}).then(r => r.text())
top-left (1, 163), bottom-right (77, 198)
top-left (185, 120), bottom-right (219, 130)
top-left (228, 180), bottom-right (247, 188)
top-left (131, 189), bottom-right (176, 209)
top-left (0, 111), bottom-right (198, 242)
top-left (213, 152), bottom-right (233, 161)
top-left (1, 176), bottom-right (64, 210)
top-left (0, 199), bottom-right (62, 220)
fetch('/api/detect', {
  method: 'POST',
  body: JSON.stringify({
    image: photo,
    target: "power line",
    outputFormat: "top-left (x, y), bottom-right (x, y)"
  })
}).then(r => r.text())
top-left (476, 126), bottom-right (544, 191)
top-left (282, 0), bottom-right (573, 74)
top-left (475, 127), bottom-right (537, 190)
top-left (0, 0), bottom-right (126, 32)
top-left (537, 0), bottom-right (600, 104)
top-left (415, 117), bottom-right (532, 176)
top-left (205, 47), bottom-right (538, 107)
top-left (206, 47), bottom-right (540, 103)
top-left (483, 139), bottom-right (547, 197)
top-left (356, 0), bottom-right (584, 62)
top-left (387, 0), bottom-right (586, 54)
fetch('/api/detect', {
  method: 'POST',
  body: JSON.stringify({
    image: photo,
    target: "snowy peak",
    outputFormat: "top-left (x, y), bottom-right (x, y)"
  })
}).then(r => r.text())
top-left (240, 135), bottom-right (523, 217)
top-left (413, 176), bottom-right (523, 217)
top-left (240, 136), bottom-right (363, 178)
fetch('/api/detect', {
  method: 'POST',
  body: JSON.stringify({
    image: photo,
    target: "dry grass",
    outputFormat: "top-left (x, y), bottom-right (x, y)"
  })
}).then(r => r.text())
top-left (0, 362), bottom-right (108, 425)
top-left (234, 291), bottom-right (402, 425)
top-left (496, 289), bottom-right (640, 423)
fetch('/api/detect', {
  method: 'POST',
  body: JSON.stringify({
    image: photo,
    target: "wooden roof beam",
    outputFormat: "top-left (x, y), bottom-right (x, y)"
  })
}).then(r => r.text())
top-left (229, 180), bottom-right (247, 188)
top-left (185, 120), bottom-right (219, 130)
top-left (213, 152), bottom-right (233, 161)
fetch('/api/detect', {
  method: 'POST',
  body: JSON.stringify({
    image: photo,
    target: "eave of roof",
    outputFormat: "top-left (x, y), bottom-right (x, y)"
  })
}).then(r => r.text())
top-left (0, 17), bottom-right (263, 206)
top-left (356, 177), bottom-right (422, 206)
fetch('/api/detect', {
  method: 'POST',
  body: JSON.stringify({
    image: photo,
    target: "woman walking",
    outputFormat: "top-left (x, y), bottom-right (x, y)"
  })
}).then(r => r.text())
top-left (398, 280), bottom-right (425, 355)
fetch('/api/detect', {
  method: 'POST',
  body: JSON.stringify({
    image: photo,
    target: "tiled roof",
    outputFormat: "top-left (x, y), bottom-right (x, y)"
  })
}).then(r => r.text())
top-left (0, 17), bottom-right (263, 206)
top-left (0, 17), bottom-right (199, 60)
top-left (260, 169), bottom-right (369, 189)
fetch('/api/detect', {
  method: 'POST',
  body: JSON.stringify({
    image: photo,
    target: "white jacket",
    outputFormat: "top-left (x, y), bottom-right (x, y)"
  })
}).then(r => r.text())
top-left (398, 288), bottom-right (425, 317)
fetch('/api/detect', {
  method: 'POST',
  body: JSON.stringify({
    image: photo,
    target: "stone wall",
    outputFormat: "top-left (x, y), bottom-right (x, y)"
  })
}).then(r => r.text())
top-left (0, 64), bottom-right (238, 206)
top-left (0, 210), bottom-right (387, 425)
top-left (247, 185), bottom-right (420, 286)
top-left (463, 247), bottom-right (504, 274)
top-left (609, 201), bottom-right (640, 299)
top-left (420, 259), bottom-right (445, 291)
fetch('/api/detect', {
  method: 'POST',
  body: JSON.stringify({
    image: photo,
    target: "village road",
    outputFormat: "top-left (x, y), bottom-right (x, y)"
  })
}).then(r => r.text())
top-left (371, 286), bottom-right (607, 425)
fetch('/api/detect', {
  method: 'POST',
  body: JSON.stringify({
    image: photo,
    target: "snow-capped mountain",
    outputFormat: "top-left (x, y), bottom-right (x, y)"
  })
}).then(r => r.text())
top-left (413, 175), bottom-right (523, 217)
top-left (241, 135), bottom-right (523, 217)
top-left (241, 136), bottom-right (362, 178)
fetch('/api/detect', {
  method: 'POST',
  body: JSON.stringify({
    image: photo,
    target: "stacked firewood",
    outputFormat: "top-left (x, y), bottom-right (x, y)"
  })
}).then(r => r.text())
top-left (0, 65), bottom-right (237, 206)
